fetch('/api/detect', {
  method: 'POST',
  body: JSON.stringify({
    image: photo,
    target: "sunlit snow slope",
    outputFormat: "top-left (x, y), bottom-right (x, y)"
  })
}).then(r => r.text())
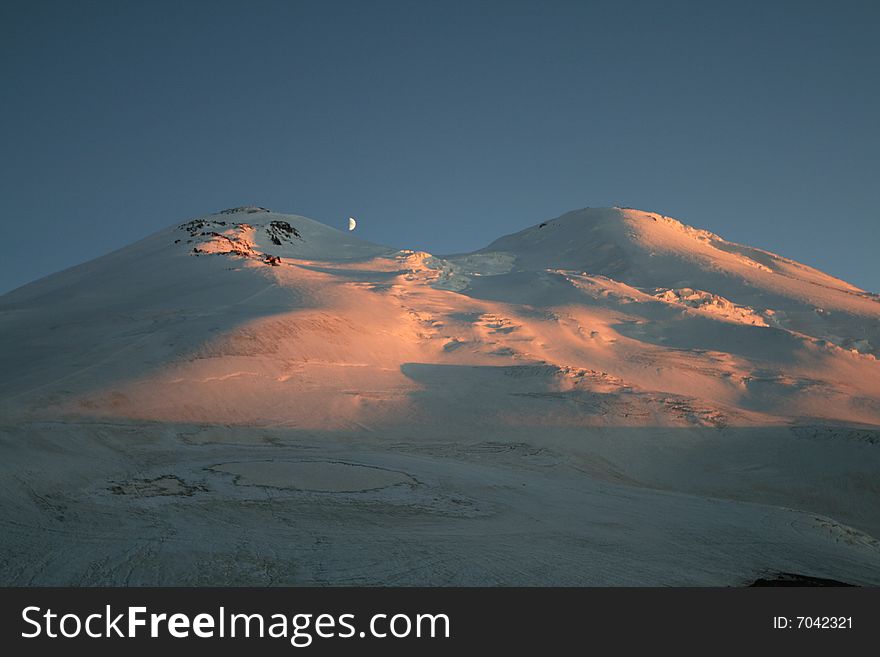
top-left (1, 206), bottom-right (878, 430)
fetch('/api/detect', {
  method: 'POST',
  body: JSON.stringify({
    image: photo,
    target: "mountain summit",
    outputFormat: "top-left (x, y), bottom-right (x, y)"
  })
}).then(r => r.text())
top-left (483, 207), bottom-right (861, 294)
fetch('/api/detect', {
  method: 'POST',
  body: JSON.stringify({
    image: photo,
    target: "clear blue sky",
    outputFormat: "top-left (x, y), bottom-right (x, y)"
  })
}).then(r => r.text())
top-left (1, 0), bottom-right (878, 293)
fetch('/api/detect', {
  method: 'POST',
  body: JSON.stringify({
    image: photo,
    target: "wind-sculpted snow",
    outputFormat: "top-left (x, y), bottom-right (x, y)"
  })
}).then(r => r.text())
top-left (651, 288), bottom-right (768, 326)
top-left (1, 205), bottom-right (879, 585)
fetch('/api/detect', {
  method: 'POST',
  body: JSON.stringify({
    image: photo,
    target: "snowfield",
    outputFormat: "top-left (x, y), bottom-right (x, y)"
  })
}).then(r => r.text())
top-left (1, 205), bottom-right (878, 585)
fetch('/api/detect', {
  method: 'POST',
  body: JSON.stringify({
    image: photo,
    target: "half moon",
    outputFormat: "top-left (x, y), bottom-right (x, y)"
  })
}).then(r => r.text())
top-left (348, 216), bottom-right (357, 231)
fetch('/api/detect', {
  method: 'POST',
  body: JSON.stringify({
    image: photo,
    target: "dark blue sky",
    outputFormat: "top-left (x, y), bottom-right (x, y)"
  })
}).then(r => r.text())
top-left (2, 0), bottom-right (878, 293)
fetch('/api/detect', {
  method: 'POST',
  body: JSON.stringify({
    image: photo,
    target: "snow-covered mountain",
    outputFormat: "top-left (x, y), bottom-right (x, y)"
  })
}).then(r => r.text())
top-left (1, 205), bottom-right (879, 586)
top-left (3, 205), bottom-right (876, 428)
